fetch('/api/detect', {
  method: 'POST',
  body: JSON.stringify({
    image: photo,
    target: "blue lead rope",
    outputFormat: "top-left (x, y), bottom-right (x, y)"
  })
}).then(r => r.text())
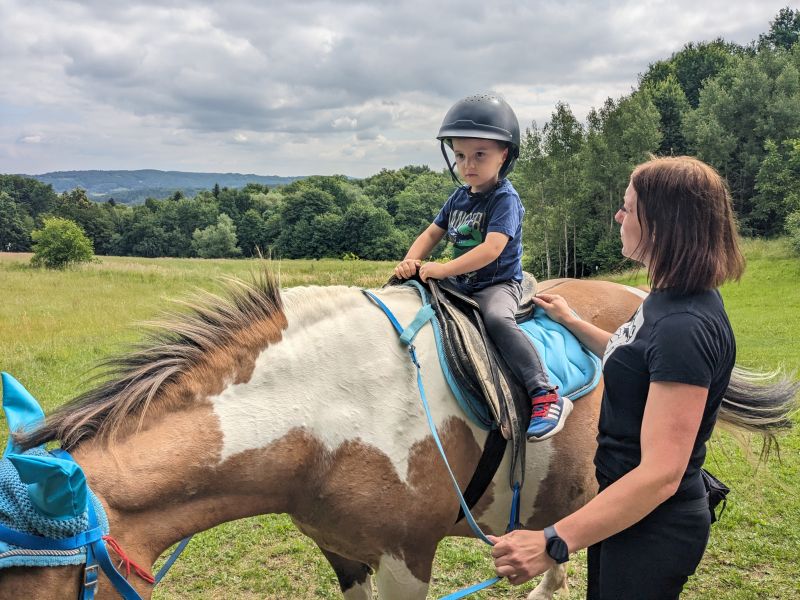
top-left (363, 289), bottom-right (513, 598)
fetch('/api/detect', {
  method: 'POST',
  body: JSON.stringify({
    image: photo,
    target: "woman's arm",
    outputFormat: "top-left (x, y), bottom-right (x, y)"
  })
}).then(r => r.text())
top-left (490, 381), bottom-right (708, 584)
top-left (532, 293), bottom-right (613, 357)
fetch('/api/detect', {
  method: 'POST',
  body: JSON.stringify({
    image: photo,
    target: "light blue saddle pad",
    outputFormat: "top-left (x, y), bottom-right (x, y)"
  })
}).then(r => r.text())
top-left (0, 447), bottom-right (109, 569)
top-left (518, 306), bottom-right (602, 402)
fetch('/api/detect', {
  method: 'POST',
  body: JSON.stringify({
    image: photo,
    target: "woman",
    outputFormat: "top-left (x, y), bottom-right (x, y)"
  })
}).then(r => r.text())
top-left (489, 156), bottom-right (745, 598)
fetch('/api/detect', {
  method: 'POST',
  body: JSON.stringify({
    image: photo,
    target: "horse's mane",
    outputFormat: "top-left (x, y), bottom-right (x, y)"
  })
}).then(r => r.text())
top-left (16, 268), bottom-right (285, 451)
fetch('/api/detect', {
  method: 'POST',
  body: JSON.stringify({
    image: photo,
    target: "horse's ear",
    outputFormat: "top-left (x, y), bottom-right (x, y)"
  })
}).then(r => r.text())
top-left (1, 372), bottom-right (45, 456)
top-left (7, 454), bottom-right (88, 520)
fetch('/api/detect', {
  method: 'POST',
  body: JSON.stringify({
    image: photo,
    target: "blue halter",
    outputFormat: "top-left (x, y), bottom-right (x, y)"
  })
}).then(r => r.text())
top-left (0, 372), bottom-right (191, 599)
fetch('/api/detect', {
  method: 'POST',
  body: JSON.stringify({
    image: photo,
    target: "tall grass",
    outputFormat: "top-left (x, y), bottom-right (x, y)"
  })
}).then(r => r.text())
top-left (1, 241), bottom-right (798, 599)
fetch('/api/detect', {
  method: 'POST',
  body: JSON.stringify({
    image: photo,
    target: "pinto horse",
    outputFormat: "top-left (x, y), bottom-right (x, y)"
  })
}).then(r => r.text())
top-left (1, 273), bottom-right (795, 599)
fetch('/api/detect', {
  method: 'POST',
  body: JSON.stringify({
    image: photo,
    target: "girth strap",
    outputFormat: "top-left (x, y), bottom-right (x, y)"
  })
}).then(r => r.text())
top-left (455, 427), bottom-right (506, 525)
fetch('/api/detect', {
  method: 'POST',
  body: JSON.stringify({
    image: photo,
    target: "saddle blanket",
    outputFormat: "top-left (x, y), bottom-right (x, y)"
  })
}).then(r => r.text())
top-left (518, 306), bottom-right (602, 402)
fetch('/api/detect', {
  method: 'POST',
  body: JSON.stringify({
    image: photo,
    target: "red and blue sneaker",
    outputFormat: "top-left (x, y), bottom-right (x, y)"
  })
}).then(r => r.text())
top-left (526, 389), bottom-right (573, 441)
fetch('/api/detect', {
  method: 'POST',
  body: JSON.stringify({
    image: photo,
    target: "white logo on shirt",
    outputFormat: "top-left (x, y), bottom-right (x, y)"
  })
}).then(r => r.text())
top-left (603, 305), bottom-right (645, 366)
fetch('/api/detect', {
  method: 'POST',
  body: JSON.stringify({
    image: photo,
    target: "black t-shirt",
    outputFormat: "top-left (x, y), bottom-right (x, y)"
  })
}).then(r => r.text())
top-left (595, 288), bottom-right (736, 498)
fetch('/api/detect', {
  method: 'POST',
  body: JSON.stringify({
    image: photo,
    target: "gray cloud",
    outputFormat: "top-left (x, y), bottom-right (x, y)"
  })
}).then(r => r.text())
top-left (0, 0), bottom-right (790, 176)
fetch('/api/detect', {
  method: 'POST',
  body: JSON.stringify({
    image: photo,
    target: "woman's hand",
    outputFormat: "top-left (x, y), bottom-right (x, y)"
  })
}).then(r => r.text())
top-left (532, 293), bottom-right (575, 326)
top-left (487, 531), bottom-right (554, 585)
top-left (394, 259), bottom-right (421, 279)
top-left (418, 261), bottom-right (448, 282)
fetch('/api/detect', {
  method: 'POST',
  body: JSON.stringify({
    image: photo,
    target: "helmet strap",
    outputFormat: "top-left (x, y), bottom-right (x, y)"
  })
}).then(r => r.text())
top-left (440, 140), bottom-right (463, 186)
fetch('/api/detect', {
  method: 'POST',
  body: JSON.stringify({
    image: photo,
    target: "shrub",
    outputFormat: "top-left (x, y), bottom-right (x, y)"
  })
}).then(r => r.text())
top-left (30, 217), bottom-right (94, 268)
top-left (192, 213), bottom-right (241, 258)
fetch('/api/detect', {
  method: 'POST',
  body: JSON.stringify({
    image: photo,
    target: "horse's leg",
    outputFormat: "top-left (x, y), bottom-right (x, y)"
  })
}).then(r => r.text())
top-left (528, 564), bottom-right (568, 599)
top-left (317, 547), bottom-right (374, 599)
top-left (373, 551), bottom-right (432, 600)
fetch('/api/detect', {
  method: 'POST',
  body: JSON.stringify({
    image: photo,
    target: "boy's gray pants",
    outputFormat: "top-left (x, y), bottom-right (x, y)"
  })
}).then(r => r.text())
top-left (470, 279), bottom-right (552, 397)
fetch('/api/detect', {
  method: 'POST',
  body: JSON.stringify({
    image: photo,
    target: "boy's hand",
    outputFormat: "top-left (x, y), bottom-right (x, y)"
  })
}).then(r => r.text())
top-left (419, 262), bottom-right (448, 282)
top-left (394, 258), bottom-right (421, 279)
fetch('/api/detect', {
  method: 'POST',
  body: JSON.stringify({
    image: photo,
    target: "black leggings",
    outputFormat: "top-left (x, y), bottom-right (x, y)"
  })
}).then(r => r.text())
top-left (587, 488), bottom-right (711, 599)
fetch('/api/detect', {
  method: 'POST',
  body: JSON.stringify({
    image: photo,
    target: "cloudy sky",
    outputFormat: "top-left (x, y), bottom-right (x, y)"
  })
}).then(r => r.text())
top-left (0, 1), bottom-right (790, 178)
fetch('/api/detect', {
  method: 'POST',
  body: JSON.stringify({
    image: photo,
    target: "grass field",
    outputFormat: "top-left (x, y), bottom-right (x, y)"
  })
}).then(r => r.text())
top-left (1, 239), bottom-right (798, 599)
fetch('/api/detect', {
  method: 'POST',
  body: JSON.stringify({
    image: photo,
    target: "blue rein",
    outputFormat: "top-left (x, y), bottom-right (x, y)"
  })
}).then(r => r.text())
top-left (363, 289), bottom-right (518, 599)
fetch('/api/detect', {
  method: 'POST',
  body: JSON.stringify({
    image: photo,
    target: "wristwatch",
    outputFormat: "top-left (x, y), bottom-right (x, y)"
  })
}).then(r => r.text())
top-left (543, 525), bottom-right (569, 564)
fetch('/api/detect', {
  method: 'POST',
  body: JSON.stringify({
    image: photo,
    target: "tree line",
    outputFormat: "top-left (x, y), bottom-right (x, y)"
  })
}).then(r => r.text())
top-left (0, 168), bottom-right (453, 261)
top-left (2, 8), bottom-right (799, 274)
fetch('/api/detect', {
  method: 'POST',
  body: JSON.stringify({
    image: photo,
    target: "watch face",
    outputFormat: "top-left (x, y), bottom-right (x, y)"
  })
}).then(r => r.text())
top-left (547, 537), bottom-right (569, 563)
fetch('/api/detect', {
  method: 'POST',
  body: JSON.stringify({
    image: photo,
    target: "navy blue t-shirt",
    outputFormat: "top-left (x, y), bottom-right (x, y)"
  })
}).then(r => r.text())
top-left (596, 289), bottom-right (736, 498)
top-left (432, 179), bottom-right (524, 292)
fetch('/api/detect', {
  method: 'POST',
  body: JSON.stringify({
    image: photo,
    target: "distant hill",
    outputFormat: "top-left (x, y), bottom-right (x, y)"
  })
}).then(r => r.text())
top-left (23, 169), bottom-right (306, 204)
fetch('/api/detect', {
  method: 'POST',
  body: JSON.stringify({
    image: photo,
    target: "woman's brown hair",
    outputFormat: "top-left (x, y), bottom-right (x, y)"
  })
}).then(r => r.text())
top-left (631, 156), bottom-right (745, 294)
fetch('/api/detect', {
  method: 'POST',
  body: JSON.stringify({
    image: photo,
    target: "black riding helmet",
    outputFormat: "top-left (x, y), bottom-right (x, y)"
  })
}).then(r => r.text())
top-left (437, 93), bottom-right (521, 184)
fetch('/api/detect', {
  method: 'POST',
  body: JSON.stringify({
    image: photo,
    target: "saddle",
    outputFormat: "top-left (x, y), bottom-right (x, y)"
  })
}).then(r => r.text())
top-left (428, 274), bottom-right (538, 443)
top-left (386, 273), bottom-right (603, 525)
top-left (387, 274), bottom-right (539, 519)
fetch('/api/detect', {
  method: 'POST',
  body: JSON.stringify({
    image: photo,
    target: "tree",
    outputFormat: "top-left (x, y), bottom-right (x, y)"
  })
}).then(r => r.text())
top-left (640, 39), bottom-right (739, 108)
top-left (237, 209), bottom-right (272, 257)
top-left (217, 187), bottom-right (254, 220)
top-left (759, 7), bottom-right (800, 51)
top-left (360, 167), bottom-right (417, 215)
top-left (753, 138), bottom-right (800, 235)
top-left (192, 214), bottom-right (241, 258)
top-left (30, 217), bottom-right (94, 268)
top-left (541, 102), bottom-right (585, 277)
top-left (282, 175), bottom-right (359, 214)
top-left (643, 73), bottom-right (691, 155)
top-left (392, 172), bottom-right (453, 250)
top-left (309, 213), bottom-right (345, 258)
top-left (0, 192), bottom-right (33, 251)
top-left (52, 188), bottom-right (117, 255)
top-left (276, 187), bottom-right (338, 258)
top-left (0, 175), bottom-right (57, 217)
top-left (341, 200), bottom-right (406, 260)
top-left (115, 208), bottom-right (174, 257)
top-left (684, 48), bottom-right (800, 229)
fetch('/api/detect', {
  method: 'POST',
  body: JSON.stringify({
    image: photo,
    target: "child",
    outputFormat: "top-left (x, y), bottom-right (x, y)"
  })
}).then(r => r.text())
top-left (393, 93), bottom-right (571, 441)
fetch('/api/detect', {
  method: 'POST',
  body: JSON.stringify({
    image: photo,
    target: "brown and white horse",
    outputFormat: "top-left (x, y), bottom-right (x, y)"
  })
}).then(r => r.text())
top-left (2, 274), bottom-right (794, 599)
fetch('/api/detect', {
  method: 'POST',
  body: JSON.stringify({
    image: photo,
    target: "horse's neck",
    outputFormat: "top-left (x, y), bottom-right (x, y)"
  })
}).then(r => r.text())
top-left (71, 284), bottom-right (463, 565)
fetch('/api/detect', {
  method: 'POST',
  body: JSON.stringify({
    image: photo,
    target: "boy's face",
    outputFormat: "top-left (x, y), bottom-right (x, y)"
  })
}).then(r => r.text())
top-left (451, 137), bottom-right (509, 193)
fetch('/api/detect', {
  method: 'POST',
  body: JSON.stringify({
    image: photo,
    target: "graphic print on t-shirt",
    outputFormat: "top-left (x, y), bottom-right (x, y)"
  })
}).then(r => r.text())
top-left (603, 304), bottom-right (645, 366)
top-left (447, 209), bottom-right (485, 256)
top-left (447, 209), bottom-right (486, 284)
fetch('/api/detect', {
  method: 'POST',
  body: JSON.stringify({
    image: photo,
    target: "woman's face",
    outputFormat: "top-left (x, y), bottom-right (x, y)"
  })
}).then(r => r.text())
top-left (615, 180), bottom-right (648, 264)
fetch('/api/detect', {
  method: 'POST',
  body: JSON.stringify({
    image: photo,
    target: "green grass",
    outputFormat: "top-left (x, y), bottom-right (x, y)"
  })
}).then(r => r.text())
top-left (1, 241), bottom-right (798, 599)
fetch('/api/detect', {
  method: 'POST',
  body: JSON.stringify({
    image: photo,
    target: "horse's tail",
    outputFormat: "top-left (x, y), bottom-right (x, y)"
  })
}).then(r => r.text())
top-left (717, 365), bottom-right (799, 453)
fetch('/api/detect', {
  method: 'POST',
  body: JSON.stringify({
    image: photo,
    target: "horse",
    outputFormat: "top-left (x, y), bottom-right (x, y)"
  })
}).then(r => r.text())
top-left (1, 272), bottom-right (795, 599)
